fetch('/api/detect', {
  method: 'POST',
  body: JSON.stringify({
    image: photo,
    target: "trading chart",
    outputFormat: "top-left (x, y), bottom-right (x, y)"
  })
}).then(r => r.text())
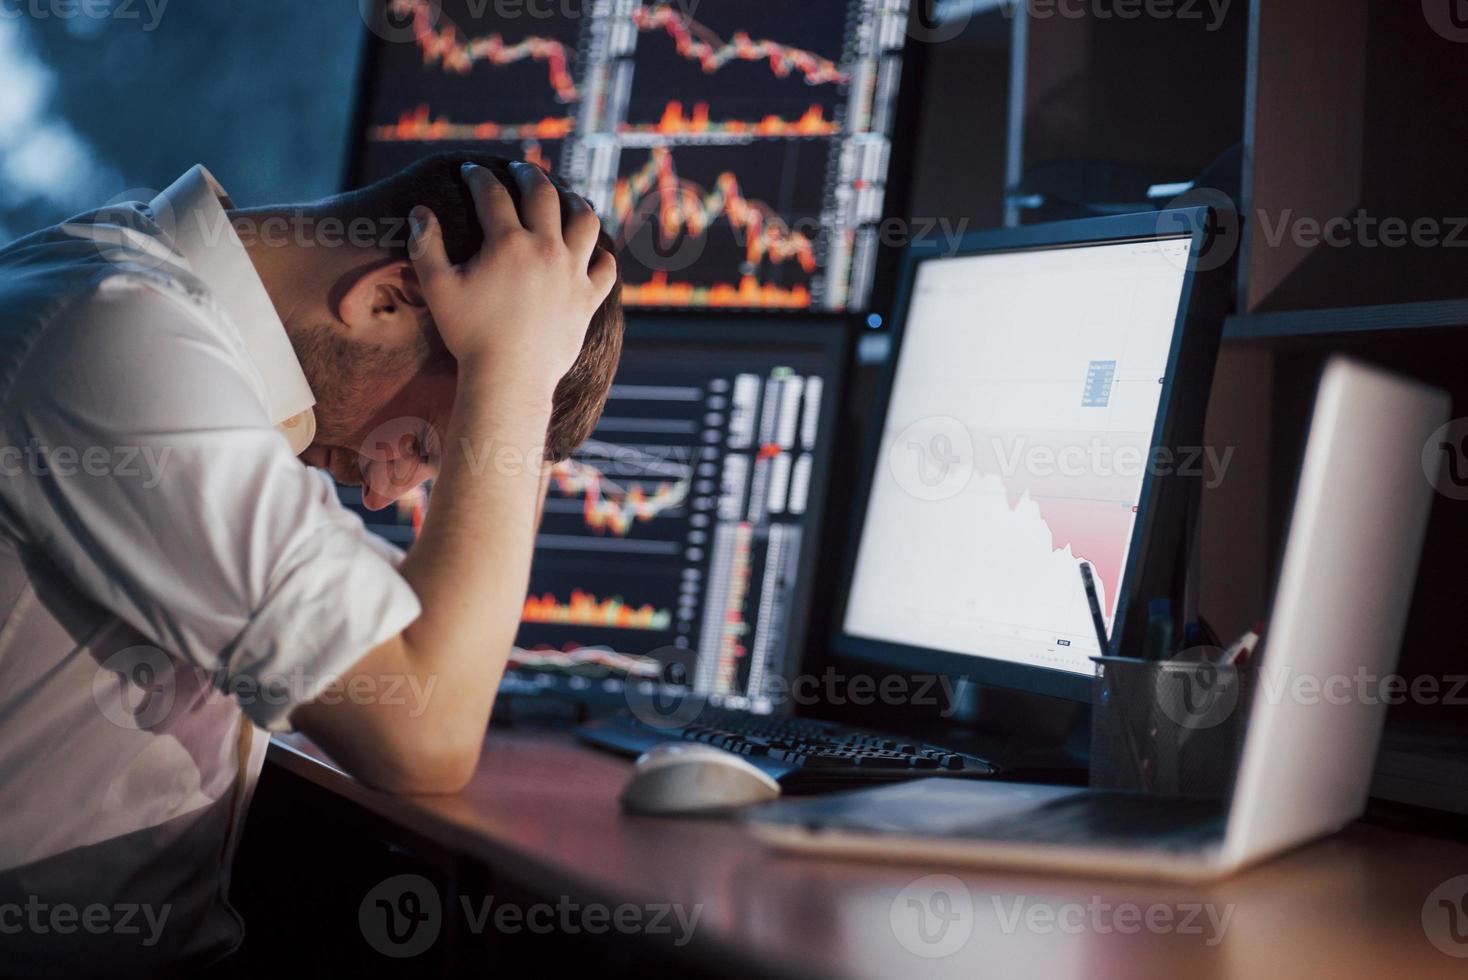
top-left (356, 0), bottom-right (912, 312)
top-left (342, 325), bottom-right (841, 712)
top-left (515, 333), bottom-right (833, 709)
top-left (362, 0), bottom-right (581, 175)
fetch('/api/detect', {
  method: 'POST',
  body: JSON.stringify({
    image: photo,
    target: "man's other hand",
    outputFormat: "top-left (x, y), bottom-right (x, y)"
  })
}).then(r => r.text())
top-left (406, 161), bottom-right (617, 393)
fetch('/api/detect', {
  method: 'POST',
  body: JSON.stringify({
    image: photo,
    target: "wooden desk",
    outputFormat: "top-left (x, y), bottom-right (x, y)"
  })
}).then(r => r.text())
top-left (268, 731), bottom-right (1468, 980)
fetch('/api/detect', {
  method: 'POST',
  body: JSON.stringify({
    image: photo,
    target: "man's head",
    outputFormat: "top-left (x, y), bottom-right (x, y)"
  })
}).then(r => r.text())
top-left (234, 152), bottom-right (623, 508)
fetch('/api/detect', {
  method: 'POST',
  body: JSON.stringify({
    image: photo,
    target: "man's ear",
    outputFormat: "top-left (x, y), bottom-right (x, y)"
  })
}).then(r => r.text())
top-left (335, 259), bottom-right (427, 343)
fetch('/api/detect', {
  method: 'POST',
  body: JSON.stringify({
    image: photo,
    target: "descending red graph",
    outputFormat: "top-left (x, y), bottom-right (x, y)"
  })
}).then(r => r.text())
top-left (551, 459), bottom-right (689, 537)
top-left (615, 146), bottom-right (817, 308)
top-left (390, 0), bottom-right (579, 101)
top-left (621, 101), bottom-right (838, 138)
top-left (632, 3), bottom-right (849, 87)
top-left (1024, 495), bottom-right (1133, 622)
top-left (990, 467), bottom-right (1135, 622)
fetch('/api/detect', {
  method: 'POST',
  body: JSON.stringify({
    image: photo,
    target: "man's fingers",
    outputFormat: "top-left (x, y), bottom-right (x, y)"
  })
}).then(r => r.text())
top-left (510, 160), bottom-right (564, 236)
top-left (562, 192), bottom-right (603, 265)
top-left (588, 246), bottom-right (618, 300)
top-left (408, 206), bottom-right (452, 289)
top-left (461, 163), bottom-right (521, 237)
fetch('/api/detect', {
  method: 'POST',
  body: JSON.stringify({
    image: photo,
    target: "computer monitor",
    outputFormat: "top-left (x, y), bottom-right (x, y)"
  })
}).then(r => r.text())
top-left (349, 0), bottom-right (917, 312)
top-left (346, 318), bottom-right (848, 714)
top-left (831, 209), bottom-right (1229, 701)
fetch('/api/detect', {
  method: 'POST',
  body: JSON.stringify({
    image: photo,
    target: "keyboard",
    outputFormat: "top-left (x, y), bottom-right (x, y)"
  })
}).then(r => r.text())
top-left (578, 708), bottom-right (998, 794)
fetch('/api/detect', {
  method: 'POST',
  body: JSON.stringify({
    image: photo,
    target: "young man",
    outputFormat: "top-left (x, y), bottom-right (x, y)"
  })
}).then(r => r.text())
top-left (0, 153), bottom-right (622, 977)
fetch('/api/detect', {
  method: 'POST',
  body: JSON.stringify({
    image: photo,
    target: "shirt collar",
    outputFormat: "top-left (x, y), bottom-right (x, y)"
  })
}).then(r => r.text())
top-left (149, 166), bottom-right (318, 455)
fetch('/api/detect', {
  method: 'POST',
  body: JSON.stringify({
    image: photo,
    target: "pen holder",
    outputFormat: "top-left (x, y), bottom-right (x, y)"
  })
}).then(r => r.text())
top-left (1089, 656), bottom-right (1254, 798)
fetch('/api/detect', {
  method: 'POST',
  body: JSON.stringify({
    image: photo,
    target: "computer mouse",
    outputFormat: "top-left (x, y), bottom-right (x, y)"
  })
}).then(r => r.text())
top-left (619, 743), bottom-right (781, 817)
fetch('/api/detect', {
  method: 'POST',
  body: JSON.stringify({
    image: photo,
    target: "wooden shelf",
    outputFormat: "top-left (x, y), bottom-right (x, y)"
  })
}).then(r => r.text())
top-left (1240, 0), bottom-right (1468, 313)
top-left (1224, 298), bottom-right (1468, 341)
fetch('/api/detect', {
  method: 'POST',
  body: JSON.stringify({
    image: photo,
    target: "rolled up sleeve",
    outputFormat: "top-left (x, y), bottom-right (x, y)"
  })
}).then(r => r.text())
top-left (1, 281), bottom-right (422, 731)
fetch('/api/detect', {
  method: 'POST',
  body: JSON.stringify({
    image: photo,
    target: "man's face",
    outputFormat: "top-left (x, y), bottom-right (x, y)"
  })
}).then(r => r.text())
top-left (279, 245), bottom-right (462, 511)
top-left (305, 373), bottom-right (456, 510)
top-left (294, 318), bottom-right (457, 511)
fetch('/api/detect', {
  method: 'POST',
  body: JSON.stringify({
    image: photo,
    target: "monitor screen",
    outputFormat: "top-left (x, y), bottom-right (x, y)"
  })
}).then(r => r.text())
top-left (841, 236), bottom-right (1194, 676)
top-left (345, 321), bottom-right (845, 714)
top-left (354, 0), bottom-right (913, 312)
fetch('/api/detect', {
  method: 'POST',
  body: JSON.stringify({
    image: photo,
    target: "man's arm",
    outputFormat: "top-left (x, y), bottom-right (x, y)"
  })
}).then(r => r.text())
top-left (290, 162), bottom-right (616, 793)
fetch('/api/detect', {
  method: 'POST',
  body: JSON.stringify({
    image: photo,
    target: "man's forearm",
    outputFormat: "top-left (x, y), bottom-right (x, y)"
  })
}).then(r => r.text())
top-left (397, 364), bottom-right (552, 738)
top-left (291, 160), bottom-right (616, 793)
top-left (291, 368), bottom-right (554, 793)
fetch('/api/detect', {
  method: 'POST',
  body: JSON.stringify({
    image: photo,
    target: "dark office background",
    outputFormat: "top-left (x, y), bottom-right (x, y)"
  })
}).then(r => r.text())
top-left (0, 1), bottom-right (363, 245)
top-left (4, 0), bottom-right (1466, 817)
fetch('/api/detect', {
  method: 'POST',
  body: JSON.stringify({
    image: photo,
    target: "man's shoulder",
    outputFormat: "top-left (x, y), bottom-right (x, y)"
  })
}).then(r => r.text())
top-left (0, 210), bottom-right (255, 398)
top-left (1, 272), bottom-right (270, 433)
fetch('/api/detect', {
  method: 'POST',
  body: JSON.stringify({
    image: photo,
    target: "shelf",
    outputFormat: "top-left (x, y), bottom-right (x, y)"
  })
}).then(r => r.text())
top-left (1240, 0), bottom-right (1468, 313)
top-left (1223, 298), bottom-right (1468, 342)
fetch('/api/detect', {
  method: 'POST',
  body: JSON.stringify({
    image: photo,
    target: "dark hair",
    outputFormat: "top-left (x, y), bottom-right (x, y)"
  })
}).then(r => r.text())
top-left (335, 151), bottom-right (623, 461)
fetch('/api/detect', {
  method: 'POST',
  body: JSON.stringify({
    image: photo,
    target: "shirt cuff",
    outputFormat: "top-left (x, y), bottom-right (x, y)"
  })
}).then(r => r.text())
top-left (219, 521), bottom-right (423, 732)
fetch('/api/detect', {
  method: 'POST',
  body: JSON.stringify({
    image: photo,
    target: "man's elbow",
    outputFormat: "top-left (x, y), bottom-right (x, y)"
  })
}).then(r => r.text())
top-left (363, 733), bottom-right (484, 795)
top-left (306, 704), bottom-right (487, 795)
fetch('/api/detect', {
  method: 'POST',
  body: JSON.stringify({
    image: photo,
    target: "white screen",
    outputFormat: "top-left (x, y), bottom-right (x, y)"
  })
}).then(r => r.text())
top-left (843, 237), bottom-right (1193, 675)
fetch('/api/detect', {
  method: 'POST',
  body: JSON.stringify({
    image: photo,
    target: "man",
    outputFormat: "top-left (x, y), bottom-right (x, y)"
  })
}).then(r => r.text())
top-left (0, 152), bottom-right (622, 977)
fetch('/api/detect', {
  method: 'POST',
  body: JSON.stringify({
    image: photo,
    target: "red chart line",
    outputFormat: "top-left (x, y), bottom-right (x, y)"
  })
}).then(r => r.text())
top-left (632, 3), bottom-right (850, 86)
top-left (390, 0), bottom-right (579, 101)
top-left (614, 146), bottom-right (818, 274)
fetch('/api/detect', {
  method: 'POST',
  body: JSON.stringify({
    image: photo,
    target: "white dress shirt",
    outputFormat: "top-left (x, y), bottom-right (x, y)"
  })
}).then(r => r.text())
top-left (0, 166), bottom-right (423, 977)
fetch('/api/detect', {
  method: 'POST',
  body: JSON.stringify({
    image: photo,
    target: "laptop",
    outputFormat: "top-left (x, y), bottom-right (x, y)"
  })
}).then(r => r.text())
top-left (748, 357), bottom-right (1450, 881)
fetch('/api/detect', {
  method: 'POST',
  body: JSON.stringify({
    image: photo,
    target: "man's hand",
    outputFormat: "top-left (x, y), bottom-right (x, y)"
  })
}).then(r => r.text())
top-left (407, 161), bottom-right (617, 392)
top-left (291, 163), bottom-right (615, 794)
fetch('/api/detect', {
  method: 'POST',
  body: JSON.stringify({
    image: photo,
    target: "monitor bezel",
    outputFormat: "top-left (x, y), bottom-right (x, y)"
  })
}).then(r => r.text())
top-left (825, 208), bottom-right (1227, 703)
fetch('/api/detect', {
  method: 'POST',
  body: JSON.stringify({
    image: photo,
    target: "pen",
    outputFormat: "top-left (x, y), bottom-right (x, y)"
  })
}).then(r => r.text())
top-left (1079, 562), bottom-right (1111, 657)
top-left (1219, 624), bottom-right (1262, 667)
